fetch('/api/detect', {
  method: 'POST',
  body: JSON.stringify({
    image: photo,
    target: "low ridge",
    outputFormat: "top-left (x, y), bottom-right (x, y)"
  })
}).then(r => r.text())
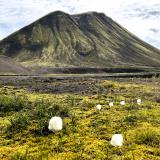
top-left (0, 55), bottom-right (30, 74)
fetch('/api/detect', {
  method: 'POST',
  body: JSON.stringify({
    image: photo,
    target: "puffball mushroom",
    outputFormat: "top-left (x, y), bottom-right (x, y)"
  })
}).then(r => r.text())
top-left (110, 134), bottom-right (123, 147)
top-left (109, 102), bottom-right (114, 107)
top-left (137, 99), bottom-right (141, 105)
top-left (96, 104), bottom-right (102, 110)
top-left (48, 116), bottom-right (63, 131)
top-left (120, 100), bottom-right (125, 106)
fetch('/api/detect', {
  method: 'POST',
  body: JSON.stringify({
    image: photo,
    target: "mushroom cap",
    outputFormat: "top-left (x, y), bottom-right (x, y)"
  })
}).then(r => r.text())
top-left (110, 134), bottom-right (123, 147)
top-left (109, 102), bottom-right (114, 107)
top-left (96, 104), bottom-right (102, 110)
top-left (137, 99), bottom-right (141, 103)
top-left (120, 101), bottom-right (125, 105)
top-left (48, 116), bottom-right (63, 131)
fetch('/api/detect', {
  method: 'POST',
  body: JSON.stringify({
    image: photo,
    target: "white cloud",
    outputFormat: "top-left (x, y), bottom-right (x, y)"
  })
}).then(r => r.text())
top-left (0, 0), bottom-right (160, 49)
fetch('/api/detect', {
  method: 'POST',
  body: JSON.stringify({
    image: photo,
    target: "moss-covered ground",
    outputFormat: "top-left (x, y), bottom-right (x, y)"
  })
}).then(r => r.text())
top-left (0, 77), bottom-right (160, 160)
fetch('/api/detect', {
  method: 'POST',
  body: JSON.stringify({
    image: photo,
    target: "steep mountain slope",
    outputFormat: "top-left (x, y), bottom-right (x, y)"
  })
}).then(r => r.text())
top-left (0, 55), bottom-right (29, 74)
top-left (0, 11), bottom-right (160, 69)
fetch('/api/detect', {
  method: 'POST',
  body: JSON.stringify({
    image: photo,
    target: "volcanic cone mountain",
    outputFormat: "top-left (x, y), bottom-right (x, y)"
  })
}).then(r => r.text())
top-left (0, 11), bottom-right (160, 70)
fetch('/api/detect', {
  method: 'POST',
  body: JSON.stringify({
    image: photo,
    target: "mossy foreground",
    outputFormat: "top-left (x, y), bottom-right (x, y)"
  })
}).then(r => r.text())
top-left (0, 78), bottom-right (160, 160)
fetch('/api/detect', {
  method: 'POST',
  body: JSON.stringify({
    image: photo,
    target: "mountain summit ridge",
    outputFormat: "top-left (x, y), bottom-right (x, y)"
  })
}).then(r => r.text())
top-left (0, 10), bottom-right (160, 69)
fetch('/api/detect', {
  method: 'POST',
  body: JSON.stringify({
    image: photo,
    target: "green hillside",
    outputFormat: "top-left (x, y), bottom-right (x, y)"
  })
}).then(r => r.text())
top-left (0, 11), bottom-right (160, 69)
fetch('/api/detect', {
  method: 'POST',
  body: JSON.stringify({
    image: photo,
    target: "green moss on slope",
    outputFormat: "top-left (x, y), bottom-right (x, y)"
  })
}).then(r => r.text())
top-left (0, 11), bottom-right (160, 69)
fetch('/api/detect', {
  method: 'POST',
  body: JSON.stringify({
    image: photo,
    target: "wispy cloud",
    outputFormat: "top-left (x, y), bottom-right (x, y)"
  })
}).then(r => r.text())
top-left (0, 0), bottom-right (160, 49)
top-left (123, 2), bottom-right (160, 19)
top-left (117, 0), bottom-right (160, 48)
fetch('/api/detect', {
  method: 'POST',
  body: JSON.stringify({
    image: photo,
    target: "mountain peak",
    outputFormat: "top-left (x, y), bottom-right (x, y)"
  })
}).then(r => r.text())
top-left (46, 10), bottom-right (69, 17)
top-left (0, 11), bottom-right (160, 69)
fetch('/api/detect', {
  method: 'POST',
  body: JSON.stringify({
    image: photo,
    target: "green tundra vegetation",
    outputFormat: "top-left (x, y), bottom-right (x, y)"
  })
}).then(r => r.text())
top-left (0, 78), bottom-right (160, 160)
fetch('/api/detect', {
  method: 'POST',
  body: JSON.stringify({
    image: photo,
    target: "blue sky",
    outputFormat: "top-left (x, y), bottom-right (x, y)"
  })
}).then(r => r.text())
top-left (0, 0), bottom-right (160, 49)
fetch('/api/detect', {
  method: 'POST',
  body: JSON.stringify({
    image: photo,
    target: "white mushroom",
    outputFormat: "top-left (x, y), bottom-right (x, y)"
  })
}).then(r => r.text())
top-left (137, 99), bottom-right (141, 105)
top-left (109, 102), bottom-right (114, 107)
top-left (120, 100), bottom-right (125, 106)
top-left (48, 116), bottom-right (63, 131)
top-left (110, 134), bottom-right (123, 147)
top-left (96, 104), bottom-right (102, 110)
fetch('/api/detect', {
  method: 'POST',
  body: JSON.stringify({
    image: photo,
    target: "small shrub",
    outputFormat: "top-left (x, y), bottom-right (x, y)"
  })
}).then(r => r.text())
top-left (11, 150), bottom-right (31, 160)
top-left (32, 101), bottom-right (66, 119)
top-left (80, 99), bottom-right (95, 110)
top-left (31, 101), bottom-right (50, 119)
top-left (7, 113), bottom-right (29, 132)
top-left (135, 129), bottom-right (160, 147)
top-left (0, 95), bottom-right (28, 115)
top-left (35, 118), bottom-right (49, 135)
top-left (65, 95), bottom-right (75, 106)
top-left (124, 104), bottom-right (139, 111)
top-left (123, 115), bottom-right (138, 125)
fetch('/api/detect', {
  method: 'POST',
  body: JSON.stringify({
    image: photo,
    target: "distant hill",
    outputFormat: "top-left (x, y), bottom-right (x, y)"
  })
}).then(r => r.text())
top-left (0, 11), bottom-right (160, 71)
top-left (0, 55), bottom-right (29, 74)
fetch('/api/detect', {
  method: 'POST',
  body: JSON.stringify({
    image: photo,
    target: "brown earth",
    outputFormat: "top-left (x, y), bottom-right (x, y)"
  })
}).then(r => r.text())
top-left (0, 76), bottom-right (159, 96)
top-left (0, 55), bottom-right (30, 74)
